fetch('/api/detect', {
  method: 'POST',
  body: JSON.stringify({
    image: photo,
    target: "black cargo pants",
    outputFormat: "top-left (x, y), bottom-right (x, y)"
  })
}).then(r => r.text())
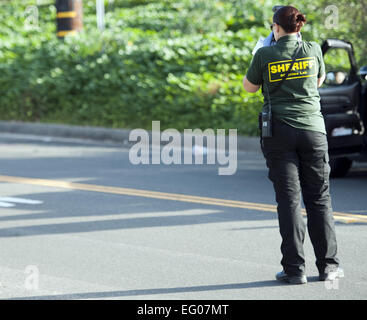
top-left (261, 119), bottom-right (339, 276)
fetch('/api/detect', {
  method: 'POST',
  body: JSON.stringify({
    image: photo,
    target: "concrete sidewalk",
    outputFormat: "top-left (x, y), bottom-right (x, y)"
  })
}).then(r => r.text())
top-left (0, 121), bottom-right (261, 152)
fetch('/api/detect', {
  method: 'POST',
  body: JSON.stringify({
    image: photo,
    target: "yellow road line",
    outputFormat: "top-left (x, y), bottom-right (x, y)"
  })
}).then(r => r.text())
top-left (0, 175), bottom-right (365, 223)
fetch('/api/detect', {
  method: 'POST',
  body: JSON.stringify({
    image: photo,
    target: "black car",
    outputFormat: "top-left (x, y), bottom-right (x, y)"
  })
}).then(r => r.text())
top-left (320, 39), bottom-right (367, 177)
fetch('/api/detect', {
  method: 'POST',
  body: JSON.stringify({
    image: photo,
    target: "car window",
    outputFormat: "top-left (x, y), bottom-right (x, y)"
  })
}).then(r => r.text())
top-left (323, 48), bottom-right (351, 86)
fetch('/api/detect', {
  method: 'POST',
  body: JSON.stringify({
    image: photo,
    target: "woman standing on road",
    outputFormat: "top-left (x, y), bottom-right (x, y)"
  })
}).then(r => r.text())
top-left (243, 6), bottom-right (344, 284)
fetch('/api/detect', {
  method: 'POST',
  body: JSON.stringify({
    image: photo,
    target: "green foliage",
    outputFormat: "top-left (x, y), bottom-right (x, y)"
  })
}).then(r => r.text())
top-left (324, 48), bottom-right (351, 73)
top-left (0, 0), bottom-right (365, 136)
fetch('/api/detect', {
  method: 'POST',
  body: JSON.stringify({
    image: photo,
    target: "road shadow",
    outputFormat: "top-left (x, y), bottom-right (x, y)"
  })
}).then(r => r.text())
top-left (0, 181), bottom-right (278, 237)
top-left (0, 205), bottom-right (277, 237)
top-left (8, 280), bottom-right (285, 300)
top-left (344, 169), bottom-right (367, 179)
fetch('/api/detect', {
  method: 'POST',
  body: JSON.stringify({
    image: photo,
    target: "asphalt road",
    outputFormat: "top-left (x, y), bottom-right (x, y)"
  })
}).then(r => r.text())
top-left (0, 133), bottom-right (366, 300)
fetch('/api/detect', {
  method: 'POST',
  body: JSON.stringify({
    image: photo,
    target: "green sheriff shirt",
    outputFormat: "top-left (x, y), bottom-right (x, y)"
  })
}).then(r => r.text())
top-left (246, 34), bottom-right (326, 134)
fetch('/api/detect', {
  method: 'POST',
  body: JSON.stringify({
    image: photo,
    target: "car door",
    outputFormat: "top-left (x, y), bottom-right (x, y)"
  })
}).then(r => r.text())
top-left (319, 39), bottom-right (364, 156)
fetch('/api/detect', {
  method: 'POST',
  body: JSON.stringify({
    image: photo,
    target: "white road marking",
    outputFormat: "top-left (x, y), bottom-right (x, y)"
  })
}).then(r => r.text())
top-left (0, 197), bottom-right (43, 208)
top-left (0, 202), bottom-right (15, 208)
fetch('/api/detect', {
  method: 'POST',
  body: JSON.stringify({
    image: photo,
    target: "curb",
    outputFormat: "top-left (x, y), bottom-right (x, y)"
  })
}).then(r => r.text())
top-left (0, 121), bottom-right (261, 152)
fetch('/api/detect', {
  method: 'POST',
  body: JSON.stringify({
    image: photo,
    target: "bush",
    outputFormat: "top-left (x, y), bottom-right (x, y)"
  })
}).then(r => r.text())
top-left (5, 0), bottom-right (362, 136)
top-left (0, 0), bottom-right (266, 135)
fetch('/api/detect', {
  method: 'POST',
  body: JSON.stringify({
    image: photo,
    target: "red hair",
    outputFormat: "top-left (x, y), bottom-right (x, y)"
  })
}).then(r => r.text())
top-left (273, 6), bottom-right (306, 33)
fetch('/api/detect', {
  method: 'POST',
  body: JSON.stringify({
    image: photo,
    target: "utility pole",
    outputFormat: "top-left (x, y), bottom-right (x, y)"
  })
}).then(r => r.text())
top-left (55, 0), bottom-right (83, 38)
top-left (96, 0), bottom-right (105, 31)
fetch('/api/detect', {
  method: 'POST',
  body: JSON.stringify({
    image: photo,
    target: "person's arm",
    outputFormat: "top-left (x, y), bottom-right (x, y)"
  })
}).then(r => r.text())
top-left (243, 76), bottom-right (261, 93)
top-left (317, 73), bottom-right (326, 88)
top-left (316, 43), bottom-right (326, 88)
top-left (244, 51), bottom-right (262, 93)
